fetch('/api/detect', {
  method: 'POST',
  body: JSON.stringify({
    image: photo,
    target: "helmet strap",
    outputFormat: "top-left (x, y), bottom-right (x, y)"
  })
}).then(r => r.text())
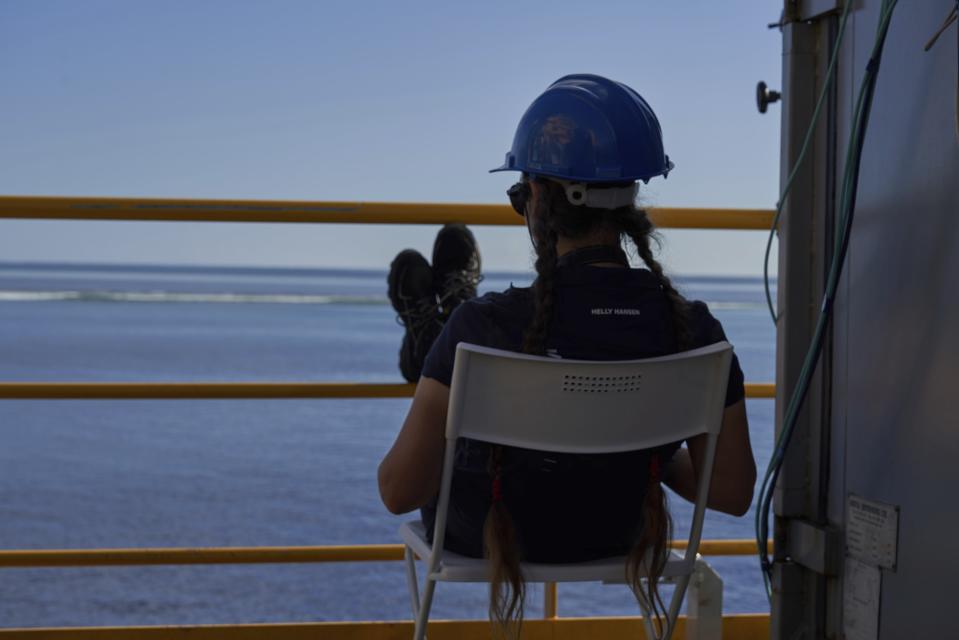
top-left (558, 180), bottom-right (638, 210)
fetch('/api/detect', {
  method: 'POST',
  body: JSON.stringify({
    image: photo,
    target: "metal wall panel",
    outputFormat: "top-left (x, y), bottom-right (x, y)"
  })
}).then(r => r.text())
top-left (830, 1), bottom-right (959, 636)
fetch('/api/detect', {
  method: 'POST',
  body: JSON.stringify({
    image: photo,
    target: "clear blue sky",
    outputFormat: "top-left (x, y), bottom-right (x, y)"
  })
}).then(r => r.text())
top-left (0, 0), bottom-right (782, 275)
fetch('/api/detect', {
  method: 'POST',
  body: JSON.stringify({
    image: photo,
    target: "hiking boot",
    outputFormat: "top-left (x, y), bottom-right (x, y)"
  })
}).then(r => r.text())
top-left (431, 224), bottom-right (482, 319)
top-left (388, 249), bottom-right (443, 382)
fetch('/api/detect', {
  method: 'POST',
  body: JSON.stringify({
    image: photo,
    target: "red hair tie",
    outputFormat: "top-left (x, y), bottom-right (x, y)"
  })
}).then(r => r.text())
top-left (491, 475), bottom-right (504, 503)
top-left (649, 455), bottom-right (661, 483)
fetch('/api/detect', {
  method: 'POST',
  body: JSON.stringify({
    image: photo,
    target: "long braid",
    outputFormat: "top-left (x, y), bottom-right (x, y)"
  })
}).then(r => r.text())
top-left (625, 454), bottom-right (673, 639)
top-left (483, 182), bottom-right (562, 636)
top-left (522, 194), bottom-right (559, 355)
top-left (623, 209), bottom-right (691, 350)
top-left (620, 207), bottom-right (688, 638)
top-left (483, 446), bottom-right (524, 637)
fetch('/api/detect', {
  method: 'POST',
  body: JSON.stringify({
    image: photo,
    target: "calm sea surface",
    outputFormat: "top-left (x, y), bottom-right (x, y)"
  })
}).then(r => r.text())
top-left (0, 263), bottom-right (776, 626)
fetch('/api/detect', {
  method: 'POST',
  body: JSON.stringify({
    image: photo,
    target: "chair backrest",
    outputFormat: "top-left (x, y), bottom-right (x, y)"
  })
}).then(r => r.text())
top-left (428, 341), bottom-right (733, 577)
top-left (446, 341), bottom-right (733, 453)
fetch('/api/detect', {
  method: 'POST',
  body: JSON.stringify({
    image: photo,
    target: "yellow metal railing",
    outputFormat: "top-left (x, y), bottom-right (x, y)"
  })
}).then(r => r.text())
top-left (0, 539), bottom-right (768, 568)
top-left (0, 194), bottom-right (774, 637)
top-left (0, 616), bottom-right (772, 639)
top-left (0, 540), bottom-right (770, 636)
top-left (0, 195), bottom-right (774, 229)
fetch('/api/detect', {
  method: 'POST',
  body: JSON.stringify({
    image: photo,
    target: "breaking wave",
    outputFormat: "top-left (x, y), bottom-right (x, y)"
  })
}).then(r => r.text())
top-left (0, 290), bottom-right (389, 305)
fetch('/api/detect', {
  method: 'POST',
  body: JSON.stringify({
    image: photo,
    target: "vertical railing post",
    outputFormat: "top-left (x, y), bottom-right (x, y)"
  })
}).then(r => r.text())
top-left (543, 582), bottom-right (558, 619)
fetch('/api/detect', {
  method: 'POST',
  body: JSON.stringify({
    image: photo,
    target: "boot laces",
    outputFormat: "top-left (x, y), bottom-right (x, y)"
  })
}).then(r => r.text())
top-left (394, 294), bottom-right (441, 346)
top-left (438, 268), bottom-right (483, 310)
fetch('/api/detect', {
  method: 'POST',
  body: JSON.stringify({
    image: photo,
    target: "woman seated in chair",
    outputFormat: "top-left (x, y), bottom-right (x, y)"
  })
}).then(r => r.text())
top-left (378, 74), bottom-right (756, 629)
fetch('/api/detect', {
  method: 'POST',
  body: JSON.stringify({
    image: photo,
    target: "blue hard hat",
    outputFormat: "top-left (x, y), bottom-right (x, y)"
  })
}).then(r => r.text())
top-left (490, 74), bottom-right (674, 184)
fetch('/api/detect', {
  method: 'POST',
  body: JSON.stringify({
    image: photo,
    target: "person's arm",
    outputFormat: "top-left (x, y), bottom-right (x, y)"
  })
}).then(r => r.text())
top-left (663, 399), bottom-right (756, 516)
top-left (377, 376), bottom-right (450, 514)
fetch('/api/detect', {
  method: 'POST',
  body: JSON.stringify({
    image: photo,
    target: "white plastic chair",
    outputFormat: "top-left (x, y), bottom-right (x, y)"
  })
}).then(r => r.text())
top-left (400, 341), bottom-right (733, 640)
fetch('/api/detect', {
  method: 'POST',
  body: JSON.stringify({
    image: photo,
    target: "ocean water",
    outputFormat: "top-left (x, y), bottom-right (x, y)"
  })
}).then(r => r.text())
top-left (0, 262), bottom-right (776, 627)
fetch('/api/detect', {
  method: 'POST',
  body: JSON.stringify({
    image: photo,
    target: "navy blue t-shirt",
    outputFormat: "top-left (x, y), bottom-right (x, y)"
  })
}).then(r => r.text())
top-left (419, 247), bottom-right (745, 562)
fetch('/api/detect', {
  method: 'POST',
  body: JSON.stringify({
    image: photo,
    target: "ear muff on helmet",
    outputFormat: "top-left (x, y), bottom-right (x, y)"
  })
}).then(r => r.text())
top-left (491, 74), bottom-right (674, 184)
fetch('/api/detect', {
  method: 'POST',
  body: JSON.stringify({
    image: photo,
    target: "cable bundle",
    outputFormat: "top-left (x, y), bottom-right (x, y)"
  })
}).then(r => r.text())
top-left (756, 0), bottom-right (901, 597)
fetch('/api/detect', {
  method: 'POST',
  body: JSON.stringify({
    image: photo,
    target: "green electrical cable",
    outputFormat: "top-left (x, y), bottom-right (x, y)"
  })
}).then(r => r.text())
top-left (763, 0), bottom-right (854, 324)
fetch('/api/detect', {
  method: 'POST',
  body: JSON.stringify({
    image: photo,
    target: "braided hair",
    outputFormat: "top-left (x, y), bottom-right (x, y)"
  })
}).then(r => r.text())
top-left (483, 175), bottom-right (690, 637)
top-left (521, 189), bottom-right (560, 355)
top-left (619, 208), bottom-right (691, 351)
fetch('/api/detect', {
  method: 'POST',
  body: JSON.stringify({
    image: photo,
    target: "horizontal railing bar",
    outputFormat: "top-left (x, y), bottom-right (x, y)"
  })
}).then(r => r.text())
top-left (0, 540), bottom-right (768, 568)
top-left (0, 196), bottom-right (774, 230)
top-left (0, 381), bottom-right (775, 400)
top-left (0, 614), bottom-right (772, 639)
top-left (0, 382), bottom-right (417, 400)
top-left (0, 545), bottom-right (403, 567)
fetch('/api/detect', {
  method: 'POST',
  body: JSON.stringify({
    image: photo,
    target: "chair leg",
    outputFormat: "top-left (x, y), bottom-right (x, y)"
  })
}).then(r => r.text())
top-left (684, 558), bottom-right (723, 640)
top-left (635, 583), bottom-right (658, 640)
top-left (641, 611), bottom-right (658, 640)
top-left (640, 574), bottom-right (685, 640)
top-left (413, 578), bottom-right (437, 640)
top-left (660, 575), bottom-right (688, 640)
top-left (404, 547), bottom-right (421, 619)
